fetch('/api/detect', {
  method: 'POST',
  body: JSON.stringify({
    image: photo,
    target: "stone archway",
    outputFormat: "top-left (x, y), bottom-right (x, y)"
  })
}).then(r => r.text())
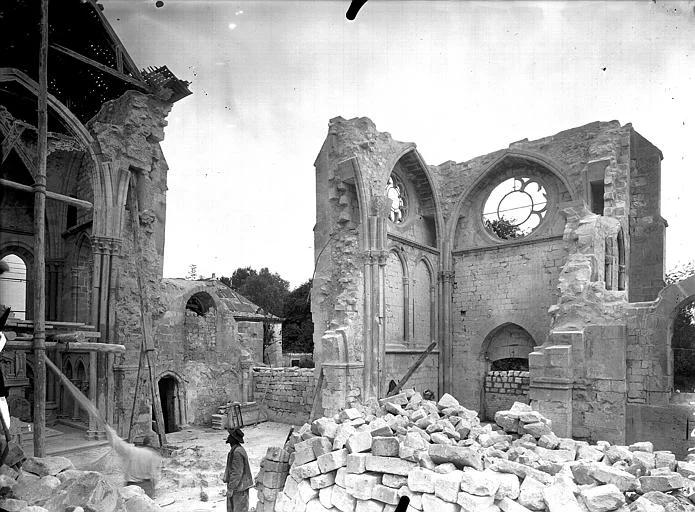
top-left (157, 371), bottom-right (186, 433)
top-left (480, 323), bottom-right (536, 419)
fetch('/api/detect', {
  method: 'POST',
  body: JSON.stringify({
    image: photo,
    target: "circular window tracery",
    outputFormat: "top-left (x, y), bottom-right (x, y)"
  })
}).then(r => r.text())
top-left (386, 174), bottom-right (407, 224)
top-left (482, 177), bottom-right (548, 240)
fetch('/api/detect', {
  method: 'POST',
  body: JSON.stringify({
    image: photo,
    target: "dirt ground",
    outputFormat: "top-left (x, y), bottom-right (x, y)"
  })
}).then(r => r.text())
top-left (63, 421), bottom-right (293, 512)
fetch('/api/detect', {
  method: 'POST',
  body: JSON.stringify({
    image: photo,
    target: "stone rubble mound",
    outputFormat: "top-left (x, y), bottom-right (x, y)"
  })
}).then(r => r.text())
top-left (254, 390), bottom-right (695, 512)
top-left (0, 455), bottom-right (163, 512)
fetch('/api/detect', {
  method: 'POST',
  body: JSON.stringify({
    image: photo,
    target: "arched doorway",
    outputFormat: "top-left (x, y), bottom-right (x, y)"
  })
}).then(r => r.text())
top-left (673, 296), bottom-right (695, 393)
top-left (0, 254), bottom-right (27, 320)
top-left (481, 323), bottom-right (536, 419)
top-left (158, 375), bottom-right (181, 433)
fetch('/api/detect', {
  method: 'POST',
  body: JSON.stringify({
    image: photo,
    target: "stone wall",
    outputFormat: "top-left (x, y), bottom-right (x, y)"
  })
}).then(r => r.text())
top-left (451, 238), bottom-right (566, 410)
top-left (252, 367), bottom-right (316, 424)
top-left (483, 370), bottom-right (530, 419)
top-left (382, 348), bottom-right (439, 396)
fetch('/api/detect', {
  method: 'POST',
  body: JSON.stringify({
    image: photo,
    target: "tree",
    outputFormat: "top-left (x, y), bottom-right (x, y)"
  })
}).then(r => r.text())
top-left (485, 217), bottom-right (523, 240)
top-left (220, 267), bottom-right (289, 317)
top-left (282, 280), bottom-right (314, 353)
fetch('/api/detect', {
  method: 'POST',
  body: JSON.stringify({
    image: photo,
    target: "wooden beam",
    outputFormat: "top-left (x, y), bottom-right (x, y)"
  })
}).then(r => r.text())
top-left (34, 0), bottom-right (49, 458)
top-left (50, 44), bottom-right (149, 90)
top-left (0, 122), bottom-right (26, 164)
top-left (6, 340), bottom-right (126, 354)
top-left (0, 179), bottom-right (93, 209)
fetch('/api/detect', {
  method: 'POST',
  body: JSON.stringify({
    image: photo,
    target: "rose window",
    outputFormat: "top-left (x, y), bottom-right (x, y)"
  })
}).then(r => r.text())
top-left (482, 177), bottom-right (548, 240)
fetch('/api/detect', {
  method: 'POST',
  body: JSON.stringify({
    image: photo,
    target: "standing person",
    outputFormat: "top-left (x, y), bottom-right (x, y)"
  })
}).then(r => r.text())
top-left (105, 425), bottom-right (162, 498)
top-left (222, 427), bottom-right (253, 512)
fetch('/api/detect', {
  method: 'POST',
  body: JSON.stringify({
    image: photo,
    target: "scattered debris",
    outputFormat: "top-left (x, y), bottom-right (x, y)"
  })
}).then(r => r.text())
top-left (254, 391), bottom-right (695, 512)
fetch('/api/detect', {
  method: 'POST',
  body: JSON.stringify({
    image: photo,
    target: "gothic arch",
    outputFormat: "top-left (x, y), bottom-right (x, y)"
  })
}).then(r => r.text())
top-left (446, 149), bottom-right (579, 246)
top-left (480, 322), bottom-right (537, 367)
top-left (157, 370), bottom-right (188, 431)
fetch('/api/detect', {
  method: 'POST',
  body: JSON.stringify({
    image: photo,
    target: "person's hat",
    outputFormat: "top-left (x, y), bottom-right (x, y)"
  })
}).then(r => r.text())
top-left (226, 427), bottom-right (244, 444)
top-left (0, 261), bottom-right (9, 275)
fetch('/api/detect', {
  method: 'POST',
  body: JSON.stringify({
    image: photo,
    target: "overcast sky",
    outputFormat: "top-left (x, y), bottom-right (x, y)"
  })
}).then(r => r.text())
top-left (102, 0), bottom-right (695, 288)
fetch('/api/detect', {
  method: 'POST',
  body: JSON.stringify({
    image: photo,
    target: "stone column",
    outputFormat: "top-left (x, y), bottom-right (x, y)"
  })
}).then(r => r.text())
top-left (439, 269), bottom-right (454, 396)
top-left (403, 276), bottom-right (410, 344)
top-left (86, 351), bottom-right (98, 439)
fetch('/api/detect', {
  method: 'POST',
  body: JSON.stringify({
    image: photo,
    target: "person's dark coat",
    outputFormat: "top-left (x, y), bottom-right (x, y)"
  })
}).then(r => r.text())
top-left (223, 444), bottom-right (253, 494)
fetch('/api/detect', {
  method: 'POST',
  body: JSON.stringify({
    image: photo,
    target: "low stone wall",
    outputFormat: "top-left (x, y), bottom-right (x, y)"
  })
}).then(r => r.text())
top-left (253, 367), bottom-right (316, 424)
top-left (484, 370), bottom-right (529, 419)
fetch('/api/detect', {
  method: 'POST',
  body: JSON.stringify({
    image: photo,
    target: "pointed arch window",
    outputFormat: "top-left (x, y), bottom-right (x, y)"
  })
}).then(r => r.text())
top-left (386, 174), bottom-right (408, 224)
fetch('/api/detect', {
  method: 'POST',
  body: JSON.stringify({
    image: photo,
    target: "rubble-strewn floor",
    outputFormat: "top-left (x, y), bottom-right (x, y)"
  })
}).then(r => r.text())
top-left (62, 421), bottom-right (292, 512)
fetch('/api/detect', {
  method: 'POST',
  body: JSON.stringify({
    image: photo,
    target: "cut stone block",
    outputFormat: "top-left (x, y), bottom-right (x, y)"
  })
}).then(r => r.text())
top-left (340, 408), bottom-right (364, 422)
top-left (433, 469), bottom-right (463, 503)
top-left (347, 453), bottom-right (369, 474)
top-left (397, 486), bottom-right (423, 511)
top-left (456, 491), bottom-right (494, 512)
top-left (332, 484), bottom-right (357, 512)
top-left (628, 496), bottom-right (666, 512)
top-left (522, 422), bottom-right (552, 438)
top-left (312, 418), bottom-right (340, 440)
top-left (336, 468), bottom-right (347, 487)
top-left (312, 438), bottom-right (335, 458)
top-left (345, 472), bottom-right (382, 500)
top-left (295, 447), bottom-right (318, 466)
top-left (291, 461), bottom-right (322, 480)
top-left (334, 425), bottom-right (358, 450)
top-left (364, 455), bottom-right (417, 476)
top-left (459, 469), bottom-right (499, 497)
top-left (408, 467), bottom-right (437, 493)
top-left (579, 483), bottom-right (625, 512)
top-left (371, 484), bottom-right (399, 505)
top-left (372, 437), bottom-right (399, 457)
top-left (310, 471), bottom-right (337, 490)
top-left (266, 447), bottom-right (291, 463)
top-left (518, 476), bottom-right (546, 511)
top-left (317, 449), bottom-right (348, 473)
top-left (306, 497), bottom-right (333, 512)
top-left (639, 473), bottom-right (687, 492)
top-left (588, 464), bottom-right (639, 492)
top-left (347, 431), bottom-right (373, 454)
top-left (542, 482), bottom-right (583, 512)
top-left (493, 472), bottom-right (520, 500)
top-left (438, 394), bottom-right (460, 409)
top-left (298, 479), bottom-right (320, 503)
top-left (498, 497), bottom-right (534, 512)
top-left (382, 473), bottom-right (408, 489)
top-left (486, 458), bottom-right (553, 485)
top-left (629, 441), bottom-right (654, 453)
top-left (379, 393), bottom-right (408, 406)
top-left (428, 444), bottom-right (482, 470)
top-left (654, 451), bottom-right (676, 471)
top-left (421, 493), bottom-right (459, 512)
top-left (319, 486), bottom-right (333, 509)
top-left (355, 499), bottom-right (385, 512)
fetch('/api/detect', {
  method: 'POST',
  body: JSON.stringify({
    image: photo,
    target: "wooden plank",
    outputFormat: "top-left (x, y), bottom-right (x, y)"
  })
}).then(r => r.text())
top-left (33, 0), bottom-right (49, 458)
top-left (309, 366), bottom-right (324, 422)
top-left (5, 340), bottom-right (126, 354)
top-left (0, 179), bottom-right (93, 210)
top-left (386, 342), bottom-right (438, 398)
top-left (50, 44), bottom-right (148, 90)
top-left (126, 179), bottom-right (167, 447)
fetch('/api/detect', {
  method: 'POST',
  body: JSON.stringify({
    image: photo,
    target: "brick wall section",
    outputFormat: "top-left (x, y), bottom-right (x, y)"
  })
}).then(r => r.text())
top-left (253, 367), bottom-right (315, 424)
top-left (184, 309), bottom-right (217, 356)
top-left (451, 238), bottom-right (566, 410)
top-left (483, 370), bottom-right (530, 419)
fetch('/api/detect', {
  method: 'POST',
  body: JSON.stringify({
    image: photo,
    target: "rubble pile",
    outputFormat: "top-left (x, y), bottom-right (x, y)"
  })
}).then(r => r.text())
top-left (258, 390), bottom-right (695, 512)
top-left (0, 455), bottom-right (163, 512)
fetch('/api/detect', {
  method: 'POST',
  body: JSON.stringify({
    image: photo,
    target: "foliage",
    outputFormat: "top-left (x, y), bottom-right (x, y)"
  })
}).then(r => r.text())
top-left (666, 260), bottom-right (695, 285)
top-left (485, 217), bottom-right (523, 240)
top-left (282, 280), bottom-right (314, 353)
top-left (185, 264), bottom-right (198, 280)
top-left (219, 267), bottom-right (289, 317)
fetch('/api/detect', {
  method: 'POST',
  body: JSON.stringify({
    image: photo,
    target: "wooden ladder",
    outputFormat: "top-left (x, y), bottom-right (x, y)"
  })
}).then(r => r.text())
top-left (126, 179), bottom-right (167, 447)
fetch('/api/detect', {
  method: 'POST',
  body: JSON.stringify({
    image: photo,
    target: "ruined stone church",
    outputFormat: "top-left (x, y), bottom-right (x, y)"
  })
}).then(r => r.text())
top-left (312, 116), bottom-right (695, 456)
top-left (0, 0), bottom-right (278, 443)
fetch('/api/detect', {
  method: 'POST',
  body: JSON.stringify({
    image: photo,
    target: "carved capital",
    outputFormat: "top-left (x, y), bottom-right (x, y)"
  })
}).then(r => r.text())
top-left (92, 236), bottom-right (122, 255)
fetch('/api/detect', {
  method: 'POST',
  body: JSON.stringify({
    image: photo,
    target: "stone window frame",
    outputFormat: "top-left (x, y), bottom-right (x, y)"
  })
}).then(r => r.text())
top-left (411, 255), bottom-right (437, 345)
top-left (385, 172), bottom-right (409, 225)
top-left (480, 175), bottom-right (550, 242)
top-left (604, 229), bottom-right (626, 291)
top-left (385, 247), bottom-right (409, 346)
